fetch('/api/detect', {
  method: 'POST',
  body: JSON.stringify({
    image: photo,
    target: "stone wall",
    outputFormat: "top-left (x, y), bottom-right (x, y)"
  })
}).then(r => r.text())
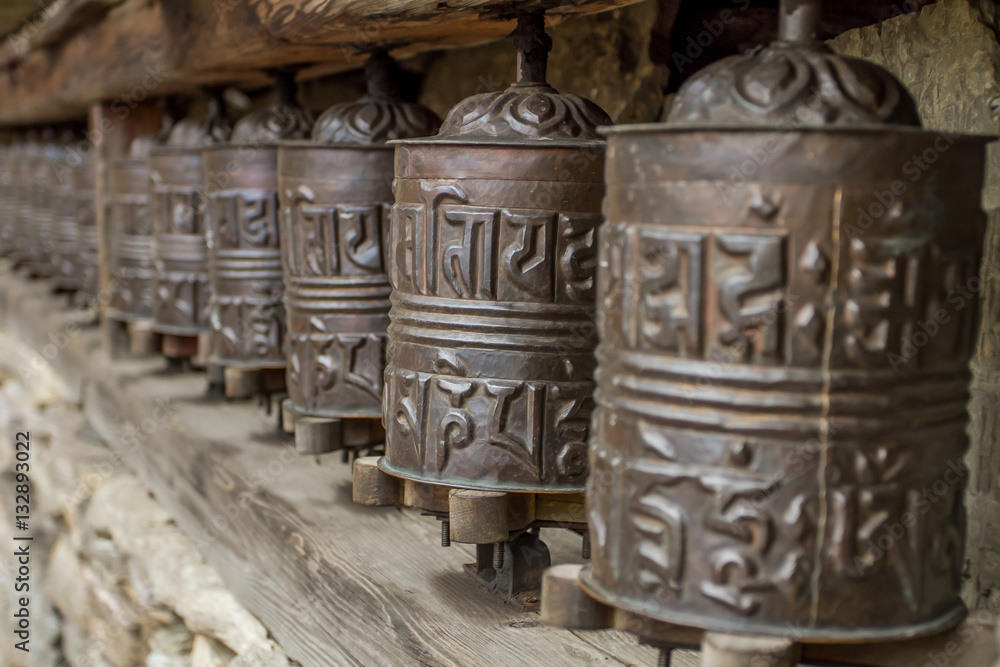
top-left (0, 333), bottom-right (295, 667)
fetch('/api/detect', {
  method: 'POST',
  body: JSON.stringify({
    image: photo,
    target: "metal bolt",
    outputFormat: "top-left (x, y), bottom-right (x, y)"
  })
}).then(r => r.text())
top-left (493, 541), bottom-right (505, 569)
top-left (582, 532), bottom-right (591, 560)
top-left (657, 648), bottom-right (671, 667)
top-left (441, 520), bottom-right (451, 547)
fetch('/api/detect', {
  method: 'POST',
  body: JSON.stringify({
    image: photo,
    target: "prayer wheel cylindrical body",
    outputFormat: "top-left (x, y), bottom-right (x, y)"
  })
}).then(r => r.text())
top-left (279, 145), bottom-right (396, 420)
top-left (279, 53), bottom-right (440, 432)
top-left (0, 145), bottom-right (13, 258)
top-left (149, 148), bottom-right (213, 336)
top-left (27, 143), bottom-right (60, 277)
top-left (107, 157), bottom-right (155, 321)
top-left (10, 142), bottom-right (34, 266)
top-left (382, 140), bottom-right (605, 492)
top-left (380, 27), bottom-right (611, 492)
top-left (204, 147), bottom-right (285, 369)
top-left (52, 148), bottom-right (81, 290)
top-left (581, 7), bottom-right (992, 640)
top-left (73, 156), bottom-right (99, 303)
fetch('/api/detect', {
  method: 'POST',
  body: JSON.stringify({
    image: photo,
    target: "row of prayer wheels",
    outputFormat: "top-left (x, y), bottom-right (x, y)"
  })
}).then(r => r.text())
top-left (0, 1), bottom-right (993, 662)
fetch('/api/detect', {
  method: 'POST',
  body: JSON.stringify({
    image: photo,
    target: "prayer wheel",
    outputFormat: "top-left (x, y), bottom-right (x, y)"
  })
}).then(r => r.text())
top-left (73, 155), bottom-right (100, 305)
top-left (52, 131), bottom-right (82, 291)
top-left (279, 51), bottom-right (439, 453)
top-left (107, 134), bottom-right (160, 324)
top-left (149, 92), bottom-right (232, 359)
top-left (572, 0), bottom-right (993, 646)
top-left (204, 73), bottom-right (313, 398)
top-left (354, 17), bottom-right (611, 604)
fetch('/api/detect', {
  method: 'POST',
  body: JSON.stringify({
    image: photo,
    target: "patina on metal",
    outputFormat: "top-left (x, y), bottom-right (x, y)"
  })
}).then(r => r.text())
top-left (52, 128), bottom-right (83, 291)
top-left (279, 50), bottom-right (440, 452)
top-left (380, 14), bottom-right (610, 494)
top-left (107, 130), bottom-right (166, 323)
top-left (204, 72), bottom-right (313, 394)
top-left (150, 90), bottom-right (232, 345)
top-left (580, 0), bottom-right (992, 643)
top-left (73, 154), bottom-right (99, 305)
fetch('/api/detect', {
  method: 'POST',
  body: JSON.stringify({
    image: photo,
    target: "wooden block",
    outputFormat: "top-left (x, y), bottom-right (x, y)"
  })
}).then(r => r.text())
top-left (224, 367), bottom-right (262, 399)
top-left (448, 489), bottom-right (508, 544)
top-left (352, 456), bottom-right (400, 506)
top-left (295, 417), bottom-right (340, 454)
top-left (540, 564), bottom-right (613, 631)
top-left (341, 418), bottom-right (385, 449)
top-left (260, 368), bottom-right (286, 393)
top-left (400, 479), bottom-right (451, 514)
top-left (193, 330), bottom-right (213, 368)
top-left (280, 399), bottom-right (296, 434)
top-left (702, 633), bottom-right (800, 667)
top-left (161, 334), bottom-right (199, 359)
top-left (127, 320), bottom-right (161, 356)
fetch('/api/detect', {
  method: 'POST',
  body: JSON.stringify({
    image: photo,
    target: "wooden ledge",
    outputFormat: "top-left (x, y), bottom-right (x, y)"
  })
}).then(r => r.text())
top-left (0, 264), bottom-right (677, 666)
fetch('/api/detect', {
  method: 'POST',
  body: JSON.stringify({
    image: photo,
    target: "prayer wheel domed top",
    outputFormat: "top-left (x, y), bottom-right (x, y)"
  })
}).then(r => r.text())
top-left (583, 0), bottom-right (993, 641)
top-left (380, 15), bottom-right (611, 493)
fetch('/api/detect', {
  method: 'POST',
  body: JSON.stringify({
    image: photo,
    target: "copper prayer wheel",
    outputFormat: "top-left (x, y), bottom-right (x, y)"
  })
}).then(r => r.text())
top-left (52, 132), bottom-right (82, 291)
top-left (204, 74), bottom-right (313, 398)
top-left (0, 142), bottom-right (14, 258)
top-left (150, 92), bottom-right (232, 356)
top-left (73, 155), bottom-right (99, 304)
top-left (577, 0), bottom-right (993, 644)
top-left (279, 51), bottom-right (439, 453)
top-left (381, 18), bottom-right (609, 494)
top-left (352, 19), bottom-right (610, 605)
top-left (26, 137), bottom-right (60, 278)
top-left (107, 136), bottom-right (158, 323)
top-left (10, 135), bottom-right (35, 268)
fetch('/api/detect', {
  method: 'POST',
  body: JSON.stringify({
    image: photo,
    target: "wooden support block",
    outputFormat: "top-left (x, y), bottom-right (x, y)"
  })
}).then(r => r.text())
top-left (103, 317), bottom-right (131, 360)
top-left (161, 334), bottom-right (199, 359)
top-left (280, 399), bottom-right (296, 434)
top-left (260, 368), bottom-right (286, 394)
top-left (400, 479), bottom-right (451, 514)
top-left (295, 417), bottom-right (340, 455)
top-left (541, 564), bottom-right (613, 631)
top-left (127, 319), bottom-right (160, 356)
top-left (341, 418), bottom-right (385, 449)
top-left (193, 330), bottom-right (213, 368)
top-left (352, 457), bottom-right (400, 506)
top-left (701, 633), bottom-right (800, 667)
top-left (448, 489), bottom-right (508, 544)
top-left (224, 367), bottom-right (262, 399)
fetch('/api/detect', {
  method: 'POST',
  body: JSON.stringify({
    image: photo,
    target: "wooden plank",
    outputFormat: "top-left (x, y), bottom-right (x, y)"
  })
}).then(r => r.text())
top-left (0, 0), bottom-right (641, 126)
top-left (0, 268), bottom-right (677, 666)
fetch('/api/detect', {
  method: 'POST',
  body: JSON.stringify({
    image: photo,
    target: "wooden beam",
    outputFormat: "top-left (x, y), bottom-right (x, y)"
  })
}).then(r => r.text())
top-left (0, 0), bottom-right (641, 126)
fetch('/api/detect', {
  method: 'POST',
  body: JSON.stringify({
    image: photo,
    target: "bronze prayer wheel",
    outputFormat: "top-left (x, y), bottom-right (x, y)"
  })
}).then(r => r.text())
top-left (380, 19), bottom-right (610, 494)
top-left (0, 142), bottom-right (14, 258)
top-left (150, 92), bottom-right (232, 346)
top-left (26, 138), bottom-right (60, 278)
top-left (73, 155), bottom-right (99, 304)
top-left (204, 74), bottom-right (313, 395)
top-left (107, 136), bottom-right (159, 322)
top-left (10, 136), bottom-right (35, 268)
top-left (580, 0), bottom-right (992, 642)
top-left (279, 51), bottom-right (439, 453)
top-left (52, 135), bottom-right (81, 291)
